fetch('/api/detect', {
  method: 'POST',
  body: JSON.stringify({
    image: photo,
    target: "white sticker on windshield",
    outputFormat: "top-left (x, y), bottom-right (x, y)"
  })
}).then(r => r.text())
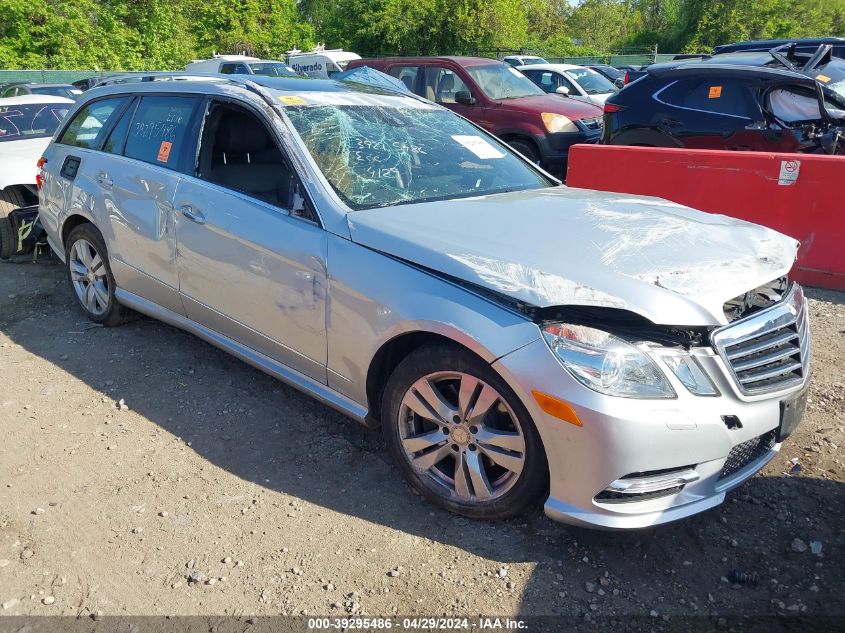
top-left (452, 135), bottom-right (506, 159)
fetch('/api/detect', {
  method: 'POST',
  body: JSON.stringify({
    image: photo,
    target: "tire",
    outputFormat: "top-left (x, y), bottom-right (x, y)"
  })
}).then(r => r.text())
top-left (0, 187), bottom-right (30, 219)
top-left (381, 344), bottom-right (548, 520)
top-left (64, 223), bottom-right (130, 326)
top-left (506, 138), bottom-right (540, 164)
top-left (0, 216), bottom-right (14, 259)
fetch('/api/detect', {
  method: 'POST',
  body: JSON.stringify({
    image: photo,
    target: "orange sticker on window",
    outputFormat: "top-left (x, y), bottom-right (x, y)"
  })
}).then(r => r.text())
top-left (708, 86), bottom-right (722, 98)
top-left (157, 141), bottom-right (172, 163)
top-left (816, 74), bottom-right (831, 83)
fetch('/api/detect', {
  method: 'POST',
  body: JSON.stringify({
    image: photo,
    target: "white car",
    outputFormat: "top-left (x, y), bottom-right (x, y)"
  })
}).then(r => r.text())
top-left (0, 95), bottom-right (74, 217)
top-left (286, 48), bottom-right (361, 78)
top-left (184, 55), bottom-right (299, 77)
top-left (503, 55), bottom-right (549, 67)
top-left (519, 63), bottom-right (618, 107)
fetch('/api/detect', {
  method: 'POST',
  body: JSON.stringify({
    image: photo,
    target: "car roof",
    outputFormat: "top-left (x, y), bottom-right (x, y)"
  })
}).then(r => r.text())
top-left (715, 37), bottom-right (845, 51)
top-left (647, 51), bottom-right (845, 82)
top-left (361, 56), bottom-right (504, 68)
top-left (77, 74), bottom-right (433, 108)
top-left (0, 94), bottom-right (75, 105)
top-left (516, 63), bottom-right (587, 73)
top-left (4, 83), bottom-right (75, 88)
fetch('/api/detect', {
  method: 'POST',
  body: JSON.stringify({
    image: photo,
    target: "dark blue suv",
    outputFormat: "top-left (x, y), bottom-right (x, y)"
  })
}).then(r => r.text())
top-left (601, 44), bottom-right (845, 155)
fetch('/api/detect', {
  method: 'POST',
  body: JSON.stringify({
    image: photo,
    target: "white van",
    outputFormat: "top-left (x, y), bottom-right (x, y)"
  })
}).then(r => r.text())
top-left (286, 48), bottom-right (361, 79)
top-left (185, 55), bottom-right (299, 77)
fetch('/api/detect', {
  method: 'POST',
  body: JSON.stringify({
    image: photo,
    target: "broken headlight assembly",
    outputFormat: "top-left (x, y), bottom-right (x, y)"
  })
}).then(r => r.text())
top-left (542, 323), bottom-right (675, 398)
top-left (541, 323), bottom-right (719, 399)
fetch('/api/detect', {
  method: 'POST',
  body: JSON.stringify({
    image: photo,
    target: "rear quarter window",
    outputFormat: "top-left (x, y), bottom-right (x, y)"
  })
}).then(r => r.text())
top-left (58, 97), bottom-right (127, 148)
top-left (124, 96), bottom-right (197, 169)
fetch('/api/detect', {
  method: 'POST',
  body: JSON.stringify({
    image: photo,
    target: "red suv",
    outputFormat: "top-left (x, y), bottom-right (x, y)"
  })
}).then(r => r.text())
top-left (346, 56), bottom-right (604, 175)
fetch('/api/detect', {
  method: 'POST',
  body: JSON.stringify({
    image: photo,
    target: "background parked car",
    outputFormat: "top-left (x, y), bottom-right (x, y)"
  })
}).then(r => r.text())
top-left (601, 45), bottom-right (845, 154)
top-left (185, 54), bottom-right (299, 77)
top-left (586, 64), bottom-right (626, 88)
top-left (347, 56), bottom-right (603, 175)
top-left (502, 55), bottom-right (548, 67)
top-left (0, 95), bottom-right (74, 217)
top-left (519, 63), bottom-right (618, 106)
top-left (1, 83), bottom-right (82, 100)
top-left (286, 47), bottom-right (362, 78)
top-left (713, 36), bottom-right (845, 59)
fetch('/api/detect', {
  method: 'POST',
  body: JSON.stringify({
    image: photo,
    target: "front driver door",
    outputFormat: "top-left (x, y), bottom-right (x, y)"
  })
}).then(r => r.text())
top-left (172, 98), bottom-right (328, 383)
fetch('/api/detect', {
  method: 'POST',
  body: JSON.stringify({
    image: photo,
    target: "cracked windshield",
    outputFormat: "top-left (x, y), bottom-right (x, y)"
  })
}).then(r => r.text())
top-left (285, 99), bottom-right (551, 209)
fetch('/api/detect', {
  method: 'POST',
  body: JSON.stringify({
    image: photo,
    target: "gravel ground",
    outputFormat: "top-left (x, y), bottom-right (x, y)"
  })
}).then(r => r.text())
top-left (0, 258), bottom-right (842, 630)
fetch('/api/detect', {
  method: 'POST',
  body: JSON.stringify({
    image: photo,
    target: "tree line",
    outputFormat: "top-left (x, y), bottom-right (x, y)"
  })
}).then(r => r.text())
top-left (0, 0), bottom-right (842, 70)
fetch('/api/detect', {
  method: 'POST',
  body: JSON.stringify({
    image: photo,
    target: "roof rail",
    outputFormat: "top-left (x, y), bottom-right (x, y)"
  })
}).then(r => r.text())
top-left (92, 72), bottom-right (280, 111)
top-left (768, 43), bottom-right (798, 71)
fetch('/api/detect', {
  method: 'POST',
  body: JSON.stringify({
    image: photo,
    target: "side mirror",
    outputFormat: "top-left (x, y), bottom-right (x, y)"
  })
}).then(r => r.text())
top-left (614, 78), bottom-right (625, 89)
top-left (555, 86), bottom-right (570, 96)
top-left (455, 90), bottom-right (476, 106)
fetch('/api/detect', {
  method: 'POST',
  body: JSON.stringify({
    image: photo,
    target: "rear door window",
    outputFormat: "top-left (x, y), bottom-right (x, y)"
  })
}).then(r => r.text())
top-left (124, 95), bottom-right (198, 169)
top-left (660, 79), bottom-right (761, 119)
top-left (58, 97), bottom-right (128, 149)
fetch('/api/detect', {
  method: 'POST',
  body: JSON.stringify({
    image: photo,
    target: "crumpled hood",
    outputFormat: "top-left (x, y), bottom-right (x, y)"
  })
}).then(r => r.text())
top-left (347, 187), bottom-right (799, 327)
top-left (0, 137), bottom-right (50, 189)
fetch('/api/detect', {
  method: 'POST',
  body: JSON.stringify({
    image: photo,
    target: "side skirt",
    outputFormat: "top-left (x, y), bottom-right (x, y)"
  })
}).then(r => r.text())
top-left (114, 288), bottom-right (369, 424)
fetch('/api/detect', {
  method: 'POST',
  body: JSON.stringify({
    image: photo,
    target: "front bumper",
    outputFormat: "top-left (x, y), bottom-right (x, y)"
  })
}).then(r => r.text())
top-left (535, 124), bottom-right (602, 169)
top-left (493, 292), bottom-right (810, 530)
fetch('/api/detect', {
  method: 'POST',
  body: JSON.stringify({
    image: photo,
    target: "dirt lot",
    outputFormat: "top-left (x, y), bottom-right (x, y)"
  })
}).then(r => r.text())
top-left (0, 258), bottom-right (843, 630)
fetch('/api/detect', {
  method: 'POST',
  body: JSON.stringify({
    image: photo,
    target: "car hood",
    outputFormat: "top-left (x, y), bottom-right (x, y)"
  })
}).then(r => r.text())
top-left (0, 137), bottom-right (50, 189)
top-left (346, 187), bottom-right (799, 327)
top-left (498, 94), bottom-right (603, 120)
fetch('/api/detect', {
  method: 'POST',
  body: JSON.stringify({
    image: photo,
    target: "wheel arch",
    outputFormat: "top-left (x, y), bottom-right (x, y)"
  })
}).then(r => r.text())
top-left (61, 213), bottom-right (96, 250)
top-left (365, 329), bottom-right (495, 426)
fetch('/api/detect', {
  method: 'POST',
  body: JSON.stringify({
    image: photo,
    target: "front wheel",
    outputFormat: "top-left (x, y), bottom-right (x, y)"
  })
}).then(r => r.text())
top-left (381, 345), bottom-right (547, 520)
top-left (65, 223), bottom-right (130, 326)
top-left (506, 138), bottom-right (540, 165)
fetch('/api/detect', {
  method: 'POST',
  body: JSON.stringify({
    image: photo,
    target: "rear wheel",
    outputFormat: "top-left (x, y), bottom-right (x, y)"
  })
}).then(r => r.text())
top-left (0, 216), bottom-right (14, 259)
top-left (0, 187), bottom-right (31, 219)
top-left (381, 345), bottom-right (547, 520)
top-left (65, 223), bottom-right (130, 326)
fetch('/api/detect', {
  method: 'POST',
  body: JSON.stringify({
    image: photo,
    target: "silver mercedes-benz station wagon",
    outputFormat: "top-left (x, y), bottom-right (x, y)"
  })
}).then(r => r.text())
top-left (37, 75), bottom-right (810, 529)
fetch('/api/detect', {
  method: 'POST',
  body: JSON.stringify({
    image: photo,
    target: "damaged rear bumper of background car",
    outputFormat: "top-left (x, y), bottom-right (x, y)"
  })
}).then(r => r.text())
top-left (492, 283), bottom-right (810, 530)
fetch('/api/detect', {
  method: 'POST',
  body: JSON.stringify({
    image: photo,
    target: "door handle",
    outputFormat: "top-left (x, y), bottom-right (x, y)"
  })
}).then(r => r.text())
top-left (96, 172), bottom-right (113, 188)
top-left (179, 204), bottom-right (206, 225)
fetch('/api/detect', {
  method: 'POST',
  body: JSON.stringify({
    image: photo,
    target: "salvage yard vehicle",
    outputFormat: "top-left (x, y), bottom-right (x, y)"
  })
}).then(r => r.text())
top-left (713, 36), bottom-right (845, 59)
top-left (38, 75), bottom-right (810, 529)
top-left (286, 47), bottom-right (362, 78)
top-left (347, 56), bottom-right (604, 175)
top-left (1, 82), bottom-right (82, 100)
top-left (0, 95), bottom-right (74, 217)
top-left (519, 63), bottom-right (618, 106)
top-left (502, 55), bottom-right (548, 67)
top-left (185, 54), bottom-right (300, 77)
top-left (602, 44), bottom-right (845, 154)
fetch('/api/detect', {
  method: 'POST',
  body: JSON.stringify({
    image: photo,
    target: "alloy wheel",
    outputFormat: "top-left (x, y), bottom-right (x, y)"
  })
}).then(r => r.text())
top-left (397, 371), bottom-right (526, 503)
top-left (69, 238), bottom-right (109, 316)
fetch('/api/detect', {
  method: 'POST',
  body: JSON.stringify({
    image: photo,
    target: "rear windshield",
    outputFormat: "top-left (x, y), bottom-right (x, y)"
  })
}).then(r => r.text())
top-left (466, 64), bottom-right (546, 100)
top-left (0, 103), bottom-right (71, 142)
top-left (285, 103), bottom-right (551, 210)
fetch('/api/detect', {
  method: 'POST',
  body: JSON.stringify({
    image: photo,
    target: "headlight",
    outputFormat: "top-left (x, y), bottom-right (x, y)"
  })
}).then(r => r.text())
top-left (541, 323), bottom-right (675, 399)
top-left (661, 354), bottom-right (718, 396)
top-left (541, 112), bottom-right (579, 134)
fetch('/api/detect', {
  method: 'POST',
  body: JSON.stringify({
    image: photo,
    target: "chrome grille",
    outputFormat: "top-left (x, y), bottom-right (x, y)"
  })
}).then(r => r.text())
top-left (711, 284), bottom-right (809, 396)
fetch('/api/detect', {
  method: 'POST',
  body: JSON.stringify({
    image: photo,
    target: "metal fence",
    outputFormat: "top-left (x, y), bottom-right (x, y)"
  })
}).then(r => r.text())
top-left (0, 69), bottom-right (110, 84)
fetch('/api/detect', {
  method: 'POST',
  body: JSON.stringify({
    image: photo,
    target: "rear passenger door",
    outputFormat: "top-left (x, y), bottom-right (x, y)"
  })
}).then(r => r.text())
top-left (172, 98), bottom-right (328, 383)
top-left (95, 94), bottom-right (198, 313)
